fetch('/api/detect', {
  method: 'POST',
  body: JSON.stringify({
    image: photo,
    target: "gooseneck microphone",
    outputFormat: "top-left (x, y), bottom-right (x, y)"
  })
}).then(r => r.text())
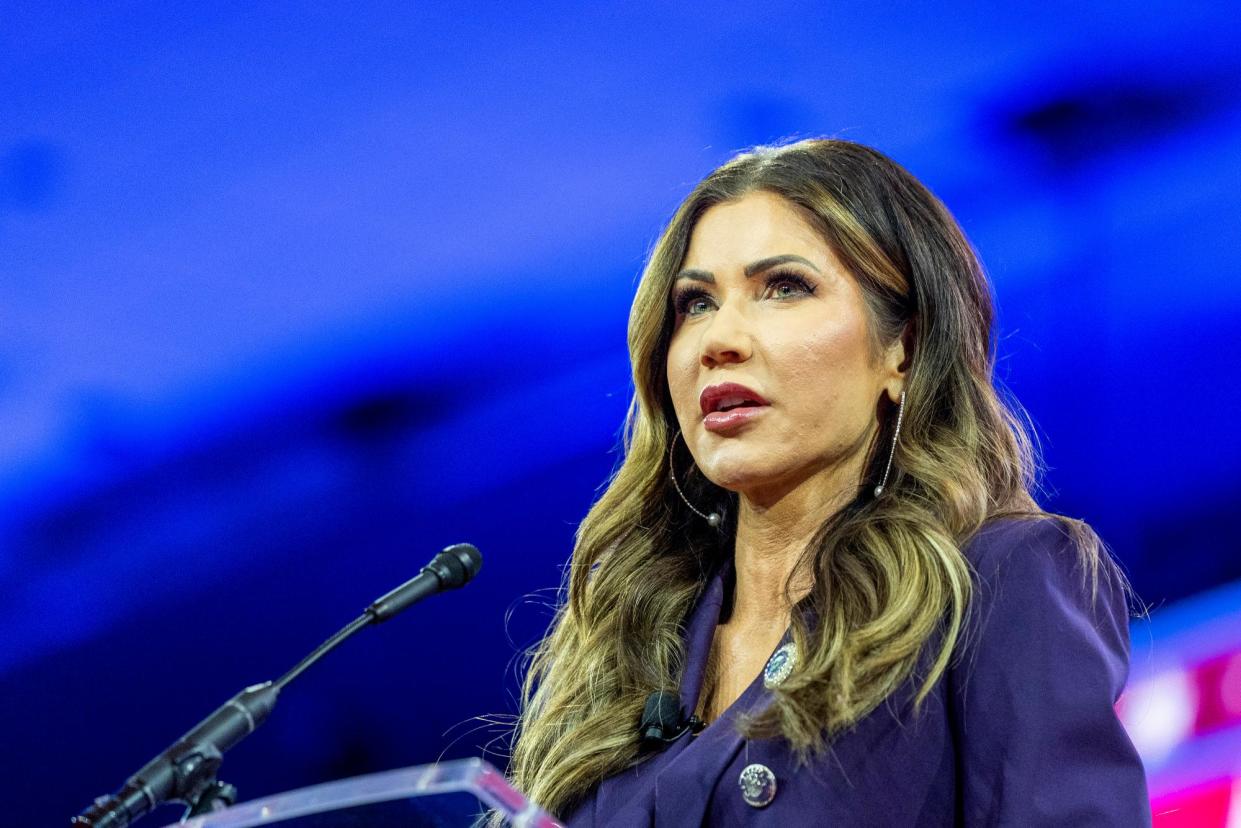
top-left (368, 542), bottom-right (481, 621)
top-left (72, 543), bottom-right (482, 828)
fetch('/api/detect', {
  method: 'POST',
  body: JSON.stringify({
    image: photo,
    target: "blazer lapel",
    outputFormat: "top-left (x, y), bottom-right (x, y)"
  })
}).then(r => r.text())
top-left (679, 559), bottom-right (727, 717)
top-left (652, 558), bottom-right (784, 826)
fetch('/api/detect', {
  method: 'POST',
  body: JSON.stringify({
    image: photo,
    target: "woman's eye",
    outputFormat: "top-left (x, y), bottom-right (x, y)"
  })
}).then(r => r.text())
top-left (766, 273), bottom-right (815, 300)
top-left (674, 290), bottom-right (715, 316)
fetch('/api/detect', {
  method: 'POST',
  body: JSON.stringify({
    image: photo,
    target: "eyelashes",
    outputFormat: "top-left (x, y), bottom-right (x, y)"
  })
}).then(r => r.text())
top-left (766, 271), bottom-right (816, 300)
top-left (671, 269), bottom-right (817, 316)
top-left (671, 285), bottom-right (714, 316)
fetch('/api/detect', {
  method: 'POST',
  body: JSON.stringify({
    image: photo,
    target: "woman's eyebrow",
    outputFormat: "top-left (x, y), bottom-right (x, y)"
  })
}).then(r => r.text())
top-left (744, 254), bottom-right (821, 276)
top-left (673, 268), bottom-right (715, 284)
top-left (673, 254), bottom-right (821, 285)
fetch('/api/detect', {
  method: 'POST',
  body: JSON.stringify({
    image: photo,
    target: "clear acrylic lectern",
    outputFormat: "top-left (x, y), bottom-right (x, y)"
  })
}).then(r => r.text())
top-left (164, 758), bottom-right (562, 827)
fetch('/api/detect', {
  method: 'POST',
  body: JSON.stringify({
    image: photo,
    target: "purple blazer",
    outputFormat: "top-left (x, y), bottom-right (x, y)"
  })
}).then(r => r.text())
top-left (565, 518), bottom-right (1150, 826)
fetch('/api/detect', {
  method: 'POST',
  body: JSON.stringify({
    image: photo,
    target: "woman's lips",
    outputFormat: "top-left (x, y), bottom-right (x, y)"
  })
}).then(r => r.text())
top-left (703, 405), bottom-right (767, 434)
top-left (699, 382), bottom-right (770, 414)
top-left (699, 382), bottom-right (770, 434)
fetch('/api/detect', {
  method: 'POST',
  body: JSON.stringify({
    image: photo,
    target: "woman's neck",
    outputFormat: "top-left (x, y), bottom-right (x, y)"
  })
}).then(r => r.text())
top-left (731, 460), bottom-right (861, 625)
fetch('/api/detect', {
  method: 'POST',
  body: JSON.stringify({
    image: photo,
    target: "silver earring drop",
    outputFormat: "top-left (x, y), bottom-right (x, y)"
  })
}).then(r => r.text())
top-left (669, 430), bottom-right (723, 527)
top-left (873, 390), bottom-right (906, 498)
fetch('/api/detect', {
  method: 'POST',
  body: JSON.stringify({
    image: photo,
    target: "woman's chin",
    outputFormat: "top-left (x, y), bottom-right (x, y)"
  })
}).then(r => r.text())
top-left (699, 461), bottom-right (783, 497)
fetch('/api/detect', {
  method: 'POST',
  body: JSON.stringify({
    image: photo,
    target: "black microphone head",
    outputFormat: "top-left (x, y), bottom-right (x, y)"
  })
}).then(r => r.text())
top-left (428, 543), bottom-right (482, 589)
top-left (639, 690), bottom-right (683, 747)
top-left (448, 543), bottom-right (482, 580)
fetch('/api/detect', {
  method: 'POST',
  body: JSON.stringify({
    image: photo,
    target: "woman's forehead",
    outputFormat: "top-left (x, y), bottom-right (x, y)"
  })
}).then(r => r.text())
top-left (681, 193), bottom-right (842, 278)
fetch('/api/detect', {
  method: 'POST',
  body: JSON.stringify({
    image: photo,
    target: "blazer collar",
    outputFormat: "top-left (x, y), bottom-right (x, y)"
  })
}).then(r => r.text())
top-left (679, 556), bottom-right (730, 717)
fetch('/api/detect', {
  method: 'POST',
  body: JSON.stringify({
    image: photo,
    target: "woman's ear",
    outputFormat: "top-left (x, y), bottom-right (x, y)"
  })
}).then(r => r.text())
top-left (883, 322), bottom-right (914, 404)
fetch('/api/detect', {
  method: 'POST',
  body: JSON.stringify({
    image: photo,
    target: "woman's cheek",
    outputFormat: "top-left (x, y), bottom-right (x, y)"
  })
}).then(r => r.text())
top-left (776, 326), bottom-right (874, 435)
top-left (666, 343), bottom-right (698, 426)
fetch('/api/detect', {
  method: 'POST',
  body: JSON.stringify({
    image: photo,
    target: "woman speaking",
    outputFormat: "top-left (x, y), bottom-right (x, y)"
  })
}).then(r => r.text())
top-left (508, 140), bottom-right (1150, 825)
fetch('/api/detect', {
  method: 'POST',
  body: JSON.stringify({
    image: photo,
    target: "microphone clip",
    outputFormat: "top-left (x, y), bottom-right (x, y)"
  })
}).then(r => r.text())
top-left (638, 691), bottom-right (705, 750)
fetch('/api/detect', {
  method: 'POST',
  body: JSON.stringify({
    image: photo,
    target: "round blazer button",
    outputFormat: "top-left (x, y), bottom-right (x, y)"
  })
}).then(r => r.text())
top-left (763, 642), bottom-right (797, 688)
top-left (738, 763), bottom-right (777, 808)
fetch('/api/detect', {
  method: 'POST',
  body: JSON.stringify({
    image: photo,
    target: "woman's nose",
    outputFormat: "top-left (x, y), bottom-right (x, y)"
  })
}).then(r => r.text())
top-left (699, 301), bottom-right (753, 368)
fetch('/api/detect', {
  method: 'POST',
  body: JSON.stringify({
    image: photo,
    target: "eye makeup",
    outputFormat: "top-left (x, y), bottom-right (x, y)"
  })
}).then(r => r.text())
top-left (671, 269), bottom-right (817, 317)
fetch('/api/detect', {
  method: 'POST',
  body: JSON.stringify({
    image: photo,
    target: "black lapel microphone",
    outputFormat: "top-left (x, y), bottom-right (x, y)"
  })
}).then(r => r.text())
top-left (638, 690), bottom-right (705, 749)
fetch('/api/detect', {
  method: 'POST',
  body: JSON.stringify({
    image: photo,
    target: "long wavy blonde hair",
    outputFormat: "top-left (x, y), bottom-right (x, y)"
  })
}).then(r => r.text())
top-left (508, 139), bottom-right (1110, 818)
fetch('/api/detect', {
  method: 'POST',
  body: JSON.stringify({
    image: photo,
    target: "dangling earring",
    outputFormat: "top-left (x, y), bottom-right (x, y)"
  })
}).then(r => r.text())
top-left (873, 390), bottom-right (906, 498)
top-left (669, 430), bottom-right (723, 527)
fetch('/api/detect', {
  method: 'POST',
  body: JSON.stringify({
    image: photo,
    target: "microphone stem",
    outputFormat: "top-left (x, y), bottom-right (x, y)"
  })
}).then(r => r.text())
top-left (274, 613), bottom-right (373, 691)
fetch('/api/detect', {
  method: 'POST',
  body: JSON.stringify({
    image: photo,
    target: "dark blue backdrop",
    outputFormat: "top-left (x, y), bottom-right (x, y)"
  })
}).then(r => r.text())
top-left (3, 3), bottom-right (1239, 823)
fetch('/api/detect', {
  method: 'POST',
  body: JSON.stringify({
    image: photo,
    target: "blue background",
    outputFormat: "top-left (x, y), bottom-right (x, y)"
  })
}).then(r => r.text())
top-left (2, 2), bottom-right (1239, 822)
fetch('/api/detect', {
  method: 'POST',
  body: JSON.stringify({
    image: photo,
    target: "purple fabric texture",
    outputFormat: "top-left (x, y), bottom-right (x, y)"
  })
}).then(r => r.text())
top-left (564, 517), bottom-right (1150, 826)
